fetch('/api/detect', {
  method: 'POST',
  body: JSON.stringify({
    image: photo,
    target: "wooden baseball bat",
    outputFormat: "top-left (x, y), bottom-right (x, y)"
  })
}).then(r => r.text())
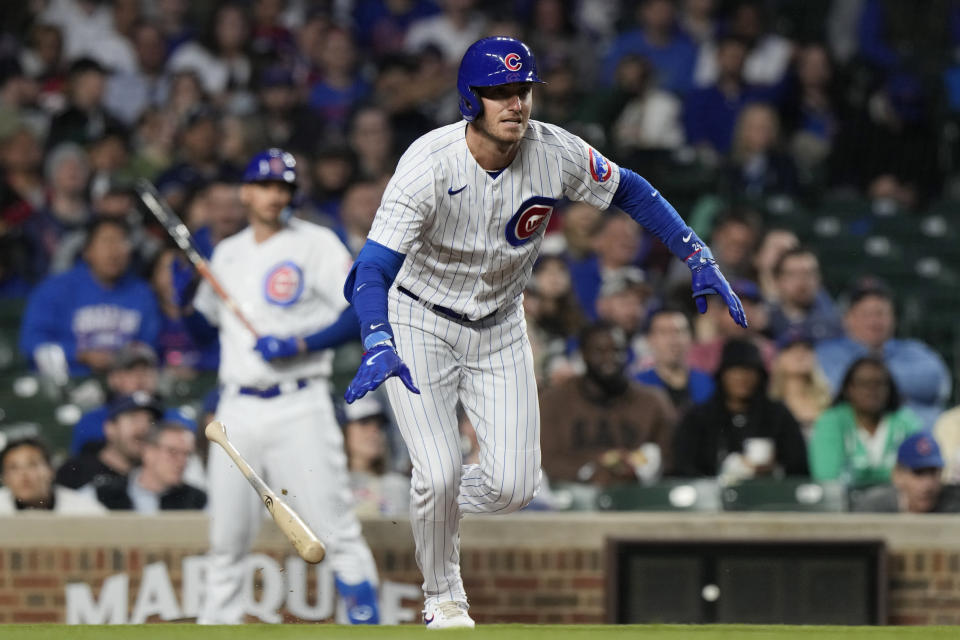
top-left (204, 420), bottom-right (326, 563)
top-left (135, 179), bottom-right (261, 339)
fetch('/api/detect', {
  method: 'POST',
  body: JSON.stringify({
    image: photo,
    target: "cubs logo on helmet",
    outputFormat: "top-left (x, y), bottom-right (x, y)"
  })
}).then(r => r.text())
top-left (263, 261), bottom-right (304, 306)
top-left (504, 53), bottom-right (522, 71)
top-left (505, 196), bottom-right (557, 246)
top-left (588, 147), bottom-right (612, 183)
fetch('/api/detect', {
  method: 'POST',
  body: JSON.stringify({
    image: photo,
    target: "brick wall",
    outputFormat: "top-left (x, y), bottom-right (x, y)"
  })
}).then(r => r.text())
top-left (1, 513), bottom-right (958, 625)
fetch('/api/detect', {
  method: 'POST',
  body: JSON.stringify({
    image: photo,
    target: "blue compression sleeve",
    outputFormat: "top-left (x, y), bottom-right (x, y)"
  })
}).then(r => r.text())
top-left (610, 168), bottom-right (712, 265)
top-left (301, 306), bottom-right (360, 352)
top-left (344, 240), bottom-right (406, 349)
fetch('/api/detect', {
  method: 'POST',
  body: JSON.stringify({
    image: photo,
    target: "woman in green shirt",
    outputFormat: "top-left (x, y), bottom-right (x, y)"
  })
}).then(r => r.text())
top-left (809, 356), bottom-right (921, 487)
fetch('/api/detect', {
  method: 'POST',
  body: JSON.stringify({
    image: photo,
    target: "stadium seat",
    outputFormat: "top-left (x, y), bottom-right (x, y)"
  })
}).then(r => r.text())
top-left (720, 478), bottom-right (847, 512)
top-left (595, 479), bottom-right (721, 512)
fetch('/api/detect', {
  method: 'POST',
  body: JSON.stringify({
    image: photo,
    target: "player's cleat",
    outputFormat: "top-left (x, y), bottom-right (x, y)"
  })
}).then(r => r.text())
top-left (423, 600), bottom-right (475, 629)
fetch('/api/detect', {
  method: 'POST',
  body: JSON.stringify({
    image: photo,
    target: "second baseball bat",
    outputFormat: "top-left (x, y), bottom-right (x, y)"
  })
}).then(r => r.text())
top-left (135, 179), bottom-right (261, 338)
top-left (205, 420), bottom-right (326, 563)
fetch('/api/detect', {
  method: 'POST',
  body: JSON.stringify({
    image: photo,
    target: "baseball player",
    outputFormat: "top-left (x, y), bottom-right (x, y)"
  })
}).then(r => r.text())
top-left (178, 149), bottom-right (380, 624)
top-left (341, 37), bottom-right (747, 629)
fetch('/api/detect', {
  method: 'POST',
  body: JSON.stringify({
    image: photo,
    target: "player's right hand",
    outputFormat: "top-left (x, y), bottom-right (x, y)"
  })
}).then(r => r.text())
top-left (171, 256), bottom-right (200, 308)
top-left (344, 344), bottom-right (420, 403)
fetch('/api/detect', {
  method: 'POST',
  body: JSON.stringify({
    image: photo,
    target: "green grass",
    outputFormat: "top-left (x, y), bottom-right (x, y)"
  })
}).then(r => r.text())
top-left (1, 625), bottom-right (957, 640)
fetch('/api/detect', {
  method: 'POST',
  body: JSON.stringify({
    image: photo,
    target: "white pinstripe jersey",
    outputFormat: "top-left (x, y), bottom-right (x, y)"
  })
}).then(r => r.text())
top-left (367, 119), bottom-right (622, 320)
top-left (194, 218), bottom-right (352, 387)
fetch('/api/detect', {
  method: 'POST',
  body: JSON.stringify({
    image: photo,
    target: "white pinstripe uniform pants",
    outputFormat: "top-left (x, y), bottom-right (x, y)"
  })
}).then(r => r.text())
top-left (384, 287), bottom-right (541, 606)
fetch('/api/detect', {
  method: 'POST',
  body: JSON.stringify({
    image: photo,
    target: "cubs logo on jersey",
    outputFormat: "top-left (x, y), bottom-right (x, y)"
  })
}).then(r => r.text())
top-left (505, 196), bottom-right (556, 246)
top-left (263, 261), bottom-right (304, 306)
top-left (503, 53), bottom-right (522, 71)
top-left (588, 147), bottom-right (612, 183)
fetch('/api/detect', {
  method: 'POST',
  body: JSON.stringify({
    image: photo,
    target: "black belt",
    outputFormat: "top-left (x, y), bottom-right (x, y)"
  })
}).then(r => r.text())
top-left (238, 378), bottom-right (309, 399)
top-left (397, 286), bottom-right (496, 323)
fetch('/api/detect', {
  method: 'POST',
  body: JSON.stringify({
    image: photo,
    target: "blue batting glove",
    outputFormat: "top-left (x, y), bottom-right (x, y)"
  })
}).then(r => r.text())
top-left (254, 335), bottom-right (301, 361)
top-left (688, 252), bottom-right (748, 328)
top-left (344, 344), bottom-right (420, 403)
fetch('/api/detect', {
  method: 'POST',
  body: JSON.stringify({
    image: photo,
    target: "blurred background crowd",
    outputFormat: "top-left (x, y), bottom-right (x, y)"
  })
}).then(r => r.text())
top-left (2, 0), bottom-right (960, 518)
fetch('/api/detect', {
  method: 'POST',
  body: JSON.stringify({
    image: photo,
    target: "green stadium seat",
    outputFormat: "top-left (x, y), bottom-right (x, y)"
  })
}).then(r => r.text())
top-left (720, 479), bottom-right (847, 512)
top-left (596, 479), bottom-right (721, 512)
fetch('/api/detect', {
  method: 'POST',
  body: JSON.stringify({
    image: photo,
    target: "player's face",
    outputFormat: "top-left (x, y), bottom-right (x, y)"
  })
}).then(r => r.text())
top-left (475, 82), bottom-right (533, 145)
top-left (241, 182), bottom-right (293, 225)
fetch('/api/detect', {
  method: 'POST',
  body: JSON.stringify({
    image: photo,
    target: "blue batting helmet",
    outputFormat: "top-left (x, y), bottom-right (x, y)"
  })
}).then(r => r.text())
top-left (243, 148), bottom-right (297, 187)
top-left (457, 37), bottom-right (544, 122)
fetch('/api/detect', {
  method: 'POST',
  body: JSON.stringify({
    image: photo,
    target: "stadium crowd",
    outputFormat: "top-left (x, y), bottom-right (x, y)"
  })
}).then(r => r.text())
top-left (2, 0), bottom-right (960, 516)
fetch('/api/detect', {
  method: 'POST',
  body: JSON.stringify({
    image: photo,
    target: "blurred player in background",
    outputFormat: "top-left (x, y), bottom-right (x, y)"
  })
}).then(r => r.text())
top-left (341, 36), bottom-right (746, 628)
top-left (175, 148), bottom-right (380, 625)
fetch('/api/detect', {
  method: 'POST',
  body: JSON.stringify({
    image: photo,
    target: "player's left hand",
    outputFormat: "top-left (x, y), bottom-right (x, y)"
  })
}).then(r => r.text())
top-left (254, 335), bottom-right (302, 361)
top-left (345, 344), bottom-right (420, 403)
top-left (689, 259), bottom-right (748, 328)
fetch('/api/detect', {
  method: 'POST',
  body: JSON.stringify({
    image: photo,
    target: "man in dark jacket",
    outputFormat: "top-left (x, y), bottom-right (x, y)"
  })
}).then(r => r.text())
top-left (95, 421), bottom-right (206, 512)
top-left (672, 338), bottom-right (809, 478)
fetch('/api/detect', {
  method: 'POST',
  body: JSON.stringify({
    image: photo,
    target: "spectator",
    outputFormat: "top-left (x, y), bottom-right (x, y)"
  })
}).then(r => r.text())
top-left (808, 356), bottom-right (921, 488)
top-left (534, 54), bottom-right (586, 133)
top-left (525, 0), bottom-right (593, 87)
top-left (707, 209), bottom-right (761, 282)
top-left (46, 57), bottom-right (125, 152)
top-left (92, 421), bottom-right (206, 512)
top-left (19, 23), bottom-right (66, 91)
top-left (167, 2), bottom-right (253, 99)
top-left (39, 0), bottom-right (135, 72)
top-left (248, 65), bottom-right (314, 153)
top-left (752, 226), bottom-right (798, 303)
top-left (0, 125), bottom-right (44, 239)
top-left (150, 247), bottom-right (218, 374)
top-left (768, 330), bottom-right (832, 437)
top-left (560, 201), bottom-right (602, 262)
top-left (678, 0), bottom-right (719, 46)
top-left (694, 0), bottom-right (792, 89)
top-left (354, 0), bottom-right (442, 60)
top-left (404, 0), bottom-right (487, 66)
top-left (602, 0), bottom-right (698, 95)
top-left (673, 338), bottom-right (809, 479)
top-left (683, 35), bottom-right (769, 155)
top-left (851, 432), bottom-right (960, 513)
top-left (309, 142), bottom-right (356, 222)
top-left (688, 279), bottom-right (775, 374)
top-left (569, 212), bottom-right (643, 319)
top-left (341, 395), bottom-right (410, 518)
top-left (605, 55), bottom-right (686, 154)
top-left (23, 142), bottom-right (92, 278)
top-left (69, 341), bottom-right (194, 454)
top-left (308, 26), bottom-right (371, 137)
top-left (541, 322), bottom-right (677, 486)
top-left (56, 392), bottom-right (164, 489)
top-left (104, 22), bottom-right (171, 126)
top-left (635, 307), bottom-right (715, 415)
top-left (767, 247), bottom-right (843, 343)
top-left (933, 407), bottom-right (960, 484)
top-left (0, 437), bottom-right (106, 514)
top-left (596, 267), bottom-right (655, 372)
top-left (155, 106), bottom-right (240, 213)
top-left (370, 54), bottom-right (439, 152)
top-left (780, 43), bottom-right (839, 180)
top-left (815, 281), bottom-right (951, 429)
top-left (723, 102), bottom-right (798, 200)
top-left (20, 217), bottom-right (161, 376)
top-left (335, 181), bottom-right (384, 256)
top-left (349, 105), bottom-right (397, 181)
